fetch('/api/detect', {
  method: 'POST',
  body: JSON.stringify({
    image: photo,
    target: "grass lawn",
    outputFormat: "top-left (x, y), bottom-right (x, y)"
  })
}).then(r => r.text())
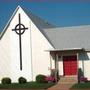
top-left (70, 82), bottom-right (90, 90)
top-left (0, 82), bottom-right (55, 89)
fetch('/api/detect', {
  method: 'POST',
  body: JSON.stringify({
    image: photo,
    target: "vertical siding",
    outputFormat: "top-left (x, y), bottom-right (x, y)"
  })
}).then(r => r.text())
top-left (0, 7), bottom-right (32, 82)
top-left (31, 21), bottom-right (54, 81)
top-left (58, 56), bottom-right (63, 76)
top-left (78, 52), bottom-right (90, 80)
top-left (0, 26), bottom-right (11, 82)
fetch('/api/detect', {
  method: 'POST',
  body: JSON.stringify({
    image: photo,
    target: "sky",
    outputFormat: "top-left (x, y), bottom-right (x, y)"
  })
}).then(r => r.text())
top-left (0, 1), bottom-right (90, 32)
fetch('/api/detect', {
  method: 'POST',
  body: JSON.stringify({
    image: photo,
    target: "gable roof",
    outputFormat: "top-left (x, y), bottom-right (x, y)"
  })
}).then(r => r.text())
top-left (0, 6), bottom-right (55, 40)
top-left (1, 6), bottom-right (90, 51)
top-left (43, 25), bottom-right (90, 50)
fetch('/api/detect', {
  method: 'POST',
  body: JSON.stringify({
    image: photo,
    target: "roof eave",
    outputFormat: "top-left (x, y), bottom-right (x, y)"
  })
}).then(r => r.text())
top-left (45, 48), bottom-right (85, 52)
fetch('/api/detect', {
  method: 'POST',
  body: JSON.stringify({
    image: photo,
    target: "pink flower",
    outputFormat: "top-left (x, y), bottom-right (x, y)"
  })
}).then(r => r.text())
top-left (45, 76), bottom-right (55, 82)
top-left (80, 76), bottom-right (87, 82)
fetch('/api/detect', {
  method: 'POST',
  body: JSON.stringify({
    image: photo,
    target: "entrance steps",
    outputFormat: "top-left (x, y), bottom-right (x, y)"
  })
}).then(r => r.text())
top-left (58, 75), bottom-right (78, 84)
top-left (47, 76), bottom-right (77, 90)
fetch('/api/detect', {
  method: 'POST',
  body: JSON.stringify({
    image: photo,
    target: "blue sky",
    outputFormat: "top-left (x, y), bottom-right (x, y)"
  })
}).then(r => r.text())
top-left (0, 1), bottom-right (90, 32)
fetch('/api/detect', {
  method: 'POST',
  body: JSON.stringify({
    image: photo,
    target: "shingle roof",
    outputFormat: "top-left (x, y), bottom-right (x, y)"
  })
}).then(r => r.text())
top-left (43, 25), bottom-right (90, 50)
top-left (23, 8), bottom-right (55, 29)
top-left (22, 7), bottom-right (56, 47)
top-left (1, 6), bottom-right (90, 51)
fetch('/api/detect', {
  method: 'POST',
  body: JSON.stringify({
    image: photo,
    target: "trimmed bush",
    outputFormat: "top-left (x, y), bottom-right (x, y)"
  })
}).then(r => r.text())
top-left (18, 77), bottom-right (27, 84)
top-left (36, 74), bottom-right (47, 83)
top-left (1, 77), bottom-right (11, 84)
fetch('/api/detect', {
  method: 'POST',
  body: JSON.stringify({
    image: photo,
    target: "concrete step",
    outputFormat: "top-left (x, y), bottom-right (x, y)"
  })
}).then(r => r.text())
top-left (58, 81), bottom-right (77, 84)
top-left (58, 76), bottom-right (78, 84)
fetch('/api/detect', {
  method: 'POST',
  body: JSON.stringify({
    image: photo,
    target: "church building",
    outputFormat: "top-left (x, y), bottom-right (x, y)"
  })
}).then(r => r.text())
top-left (0, 6), bottom-right (90, 82)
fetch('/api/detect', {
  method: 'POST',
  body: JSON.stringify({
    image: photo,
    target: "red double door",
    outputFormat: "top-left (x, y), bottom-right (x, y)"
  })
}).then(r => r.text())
top-left (63, 56), bottom-right (77, 75)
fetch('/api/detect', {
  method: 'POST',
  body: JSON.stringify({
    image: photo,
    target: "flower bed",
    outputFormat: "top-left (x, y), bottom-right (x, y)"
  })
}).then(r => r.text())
top-left (80, 76), bottom-right (88, 83)
top-left (45, 76), bottom-right (55, 83)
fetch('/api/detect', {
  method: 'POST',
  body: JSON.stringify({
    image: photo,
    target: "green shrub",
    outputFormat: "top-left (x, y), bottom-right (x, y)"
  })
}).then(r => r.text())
top-left (36, 74), bottom-right (47, 83)
top-left (1, 77), bottom-right (11, 84)
top-left (18, 77), bottom-right (27, 84)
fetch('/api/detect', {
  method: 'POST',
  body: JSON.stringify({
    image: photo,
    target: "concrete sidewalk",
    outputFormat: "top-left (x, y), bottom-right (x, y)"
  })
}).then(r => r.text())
top-left (47, 83), bottom-right (73, 90)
